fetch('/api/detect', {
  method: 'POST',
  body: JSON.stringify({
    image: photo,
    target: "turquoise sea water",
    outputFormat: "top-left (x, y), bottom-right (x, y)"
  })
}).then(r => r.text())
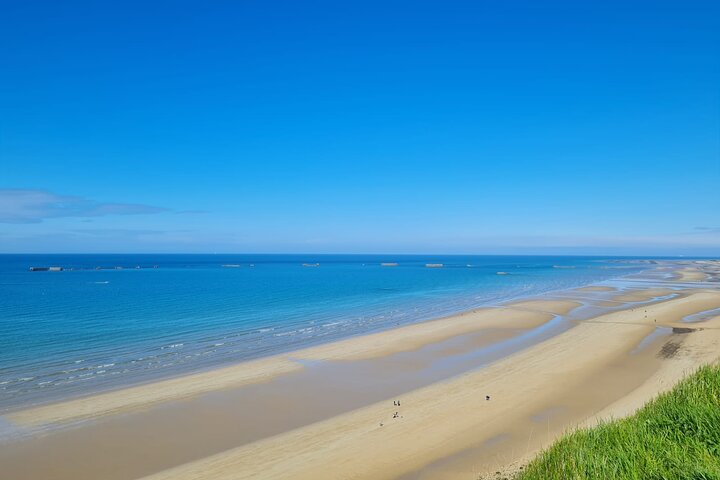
top-left (0, 254), bottom-right (648, 411)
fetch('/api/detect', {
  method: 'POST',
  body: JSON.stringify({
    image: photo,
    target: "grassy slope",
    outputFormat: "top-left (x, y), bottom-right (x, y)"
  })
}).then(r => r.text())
top-left (515, 364), bottom-right (720, 480)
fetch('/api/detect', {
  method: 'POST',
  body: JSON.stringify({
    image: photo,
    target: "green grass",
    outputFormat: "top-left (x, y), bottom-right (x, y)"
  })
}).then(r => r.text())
top-left (515, 364), bottom-right (720, 480)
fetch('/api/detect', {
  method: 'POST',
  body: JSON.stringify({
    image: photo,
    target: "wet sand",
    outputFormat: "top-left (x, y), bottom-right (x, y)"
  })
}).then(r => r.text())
top-left (8, 299), bottom-right (579, 427)
top-left (575, 285), bottom-right (616, 292)
top-left (2, 261), bottom-right (719, 480)
top-left (136, 290), bottom-right (720, 480)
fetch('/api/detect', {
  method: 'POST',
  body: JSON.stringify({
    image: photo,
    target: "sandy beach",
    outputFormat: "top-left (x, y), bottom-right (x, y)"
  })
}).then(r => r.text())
top-left (5, 1), bottom-right (719, 477)
top-left (2, 261), bottom-right (720, 480)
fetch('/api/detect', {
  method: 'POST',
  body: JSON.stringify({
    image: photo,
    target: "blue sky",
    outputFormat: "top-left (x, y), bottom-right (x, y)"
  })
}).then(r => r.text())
top-left (1, 1), bottom-right (718, 254)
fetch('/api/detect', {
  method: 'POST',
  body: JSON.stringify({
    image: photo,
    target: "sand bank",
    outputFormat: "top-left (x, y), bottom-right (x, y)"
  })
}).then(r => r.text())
top-left (136, 291), bottom-right (720, 480)
top-left (674, 267), bottom-right (708, 282)
top-left (8, 299), bottom-right (578, 428)
top-left (575, 285), bottom-right (616, 292)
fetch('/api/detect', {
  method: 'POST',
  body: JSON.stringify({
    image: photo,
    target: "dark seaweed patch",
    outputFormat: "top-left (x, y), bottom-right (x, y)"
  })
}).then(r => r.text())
top-left (658, 341), bottom-right (681, 359)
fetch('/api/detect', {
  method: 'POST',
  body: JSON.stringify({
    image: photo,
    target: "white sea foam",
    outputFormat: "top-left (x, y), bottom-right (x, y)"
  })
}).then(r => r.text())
top-left (274, 331), bottom-right (295, 337)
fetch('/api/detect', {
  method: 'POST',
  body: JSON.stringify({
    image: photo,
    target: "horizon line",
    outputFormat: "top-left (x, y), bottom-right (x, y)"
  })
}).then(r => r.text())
top-left (1, 252), bottom-right (716, 258)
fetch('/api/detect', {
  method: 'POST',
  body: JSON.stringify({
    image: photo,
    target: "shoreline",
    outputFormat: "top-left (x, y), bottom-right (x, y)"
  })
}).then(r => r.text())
top-left (7, 297), bottom-right (581, 427)
top-left (1, 260), bottom-right (719, 479)
top-left (0, 261), bottom-right (649, 416)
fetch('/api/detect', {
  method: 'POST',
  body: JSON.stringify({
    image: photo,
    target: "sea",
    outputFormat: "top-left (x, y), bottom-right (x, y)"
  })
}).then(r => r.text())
top-left (0, 254), bottom-right (651, 411)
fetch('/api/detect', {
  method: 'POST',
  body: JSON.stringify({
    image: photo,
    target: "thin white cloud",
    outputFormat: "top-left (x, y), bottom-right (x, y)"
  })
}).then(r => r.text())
top-left (0, 189), bottom-right (169, 223)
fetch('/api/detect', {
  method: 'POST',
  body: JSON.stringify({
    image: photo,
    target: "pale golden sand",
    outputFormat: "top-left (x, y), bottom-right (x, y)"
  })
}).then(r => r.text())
top-left (592, 313), bottom-right (720, 421)
top-left (295, 299), bottom-right (580, 361)
top-left (137, 291), bottom-right (720, 480)
top-left (494, 310), bottom-right (720, 478)
top-left (674, 267), bottom-right (709, 282)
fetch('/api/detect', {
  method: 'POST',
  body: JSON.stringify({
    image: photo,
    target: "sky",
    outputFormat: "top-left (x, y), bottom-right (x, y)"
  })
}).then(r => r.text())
top-left (1, 1), bottom-right (719, 255)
